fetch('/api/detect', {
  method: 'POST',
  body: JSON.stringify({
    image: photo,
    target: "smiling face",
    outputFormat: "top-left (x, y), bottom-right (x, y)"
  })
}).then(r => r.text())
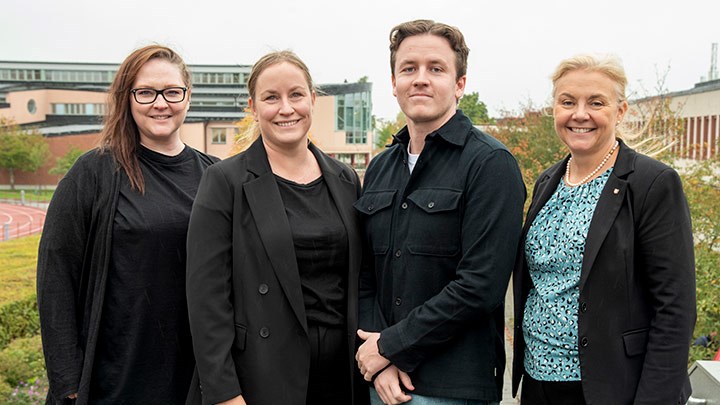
top-left (391, 34), bottom-right (466, 132)
top-left (130, 58), bottom-right (190, 148)
top-left (553, 69), bottom-right (628, 160)
top-left (248, 61), bottom-right (315, 151)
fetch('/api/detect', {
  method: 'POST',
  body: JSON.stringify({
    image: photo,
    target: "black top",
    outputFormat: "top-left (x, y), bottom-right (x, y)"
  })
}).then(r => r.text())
top-left (355, 110), bottom-right (526, 400)
top-left (275, 175), bottom-right (348, 327)
top-left (90, 145), bottom-right (211, 404)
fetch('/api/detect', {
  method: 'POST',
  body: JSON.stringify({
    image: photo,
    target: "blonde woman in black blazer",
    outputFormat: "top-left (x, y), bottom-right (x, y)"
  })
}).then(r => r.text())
top-left (512, 54), bottom-right (695, 405)
top-left (185, 51), bottom-right (367, 405)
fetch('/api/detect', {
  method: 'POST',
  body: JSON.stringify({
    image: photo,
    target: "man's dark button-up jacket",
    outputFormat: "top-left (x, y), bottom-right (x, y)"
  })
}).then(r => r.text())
top-left (354, 110), bottom-right (526, 401)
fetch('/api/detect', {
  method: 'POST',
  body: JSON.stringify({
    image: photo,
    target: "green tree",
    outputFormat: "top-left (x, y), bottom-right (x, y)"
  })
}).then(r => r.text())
top-left (458, 92), bottom-right (491, 125)
top-left (49, 146), bottom-right (84, 177)
top-left (0, 118), bottom-right (50, 190)
top-left (489, 106), bottom-right (565, 187)
top-left (374, 112), bottom-right (406, 151)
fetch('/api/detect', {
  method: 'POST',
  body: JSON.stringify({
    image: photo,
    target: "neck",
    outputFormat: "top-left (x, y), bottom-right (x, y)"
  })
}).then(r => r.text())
top-left (406, 111), bottom-right (454, 154)
top-left (140, 137), bottom-right (184, 156)
top-left (263, 138), bottom-right (320, 183)
top-left (565, 140), bottom-right (619, 187)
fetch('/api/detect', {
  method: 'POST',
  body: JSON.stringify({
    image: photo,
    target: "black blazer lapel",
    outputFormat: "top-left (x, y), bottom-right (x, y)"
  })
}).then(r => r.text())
top-left (243, 139), bottom-right (308, 334)
top-left (309, 143), bottom-right (361, 344)
top-left (525, 159), bottom-right (567, 235)
top-left (579, 141), bottom-right (634, 291)
top-left (309, 143), bottom-right (361, 278)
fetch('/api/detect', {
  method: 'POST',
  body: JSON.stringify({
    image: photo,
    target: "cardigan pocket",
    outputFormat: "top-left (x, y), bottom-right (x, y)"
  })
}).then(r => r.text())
top-left (234, 324), bottom-right (248, 351)
top-left (354, 190), bottom-right (396, 255)
top-left (622, 328), bottom-right (649, 357)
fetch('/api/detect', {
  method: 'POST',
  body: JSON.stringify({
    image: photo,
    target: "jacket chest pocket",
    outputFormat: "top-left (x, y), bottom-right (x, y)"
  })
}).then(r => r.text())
top-left (354, 190), bottom-right (396, 255)
top-left (406, 188), bottom-right (462, 257)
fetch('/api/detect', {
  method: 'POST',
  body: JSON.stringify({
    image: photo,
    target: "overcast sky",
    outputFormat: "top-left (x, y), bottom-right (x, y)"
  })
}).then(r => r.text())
top-left (3, 0), bottom-right (719, 121)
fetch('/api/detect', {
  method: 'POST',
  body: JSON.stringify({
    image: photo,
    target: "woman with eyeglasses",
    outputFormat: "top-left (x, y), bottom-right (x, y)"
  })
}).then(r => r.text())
top-left (37, 44), bottom-right (218, 404)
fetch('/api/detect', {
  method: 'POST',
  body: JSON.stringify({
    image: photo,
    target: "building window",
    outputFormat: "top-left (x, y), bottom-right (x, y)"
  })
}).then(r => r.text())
top-left (336, 91), bottom-right (371, 144)
top-left (211, 128), bottom-right (227, 144)
top-left (27, 99), bottom-right (37, 114)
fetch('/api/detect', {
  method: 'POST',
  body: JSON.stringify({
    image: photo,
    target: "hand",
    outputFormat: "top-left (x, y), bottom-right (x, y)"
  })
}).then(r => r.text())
top-left (217, 394), bottom-right (246, 405)
top-left (67, 393), bottom-right (78, 399)
top-left (356, 329), bottom-right (390, 381)
top-left (373, 365), bottom-right (414, 404)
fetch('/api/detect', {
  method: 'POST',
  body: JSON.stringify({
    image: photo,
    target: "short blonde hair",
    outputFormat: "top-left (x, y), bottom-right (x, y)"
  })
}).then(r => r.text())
top-left (551, 54), bottom-right (627, 103)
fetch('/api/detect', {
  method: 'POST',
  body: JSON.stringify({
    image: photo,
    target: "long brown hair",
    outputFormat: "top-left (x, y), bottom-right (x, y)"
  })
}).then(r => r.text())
top-left (100, 45), bottom-right (191, 193)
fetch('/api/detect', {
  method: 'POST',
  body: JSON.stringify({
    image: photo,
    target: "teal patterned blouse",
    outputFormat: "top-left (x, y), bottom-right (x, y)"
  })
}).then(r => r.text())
top-left (522, 168), bottom-right (612, 381)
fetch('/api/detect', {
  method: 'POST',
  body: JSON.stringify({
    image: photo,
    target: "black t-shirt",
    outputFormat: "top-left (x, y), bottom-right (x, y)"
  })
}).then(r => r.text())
top-left (90, 145), bottom-right (212, 404)
top-left (275, 175), bottom-right (349, 327)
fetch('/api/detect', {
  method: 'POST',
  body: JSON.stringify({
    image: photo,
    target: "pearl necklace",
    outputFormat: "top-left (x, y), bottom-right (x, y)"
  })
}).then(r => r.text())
top-left (565, 140), bottom-right (619, 187)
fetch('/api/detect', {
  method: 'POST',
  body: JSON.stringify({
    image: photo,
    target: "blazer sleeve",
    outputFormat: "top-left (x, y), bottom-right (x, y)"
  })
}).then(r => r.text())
top-left (37, 171), bottom-right (92, 400)
top-left (186, 164), bottom-right (242, 404)
top-left (379, 150), bottom-right (526, 371)
top-left (633, 168), bottom-right (696, 403)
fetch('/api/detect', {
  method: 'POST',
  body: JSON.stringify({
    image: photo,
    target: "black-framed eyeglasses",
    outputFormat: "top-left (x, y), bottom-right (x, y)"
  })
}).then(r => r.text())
top-left (130, 87), bottom-right (188, 104)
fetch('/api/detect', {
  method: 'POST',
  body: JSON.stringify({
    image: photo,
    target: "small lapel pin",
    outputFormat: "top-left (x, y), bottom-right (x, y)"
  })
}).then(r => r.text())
top-left (613, 188), bottom-right (620, 195)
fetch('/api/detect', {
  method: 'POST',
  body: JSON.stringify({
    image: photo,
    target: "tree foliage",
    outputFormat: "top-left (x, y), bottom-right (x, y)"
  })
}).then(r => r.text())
top-left (374, 112), bottom-right (406, 151)
top-left (48, 146), bottom-right (84, 177)
top-left (458, 92), bottom-right (491, 125)
top-left (488, 107), bottom-right (566, 187)
top-left (0, 118), bottom-right (50, 190)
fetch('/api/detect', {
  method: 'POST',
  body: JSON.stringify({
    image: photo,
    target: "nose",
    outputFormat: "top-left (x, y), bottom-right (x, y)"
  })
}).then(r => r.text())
top-left (279, 97), bottom-right (294, 114)
top-left (152, 95), bottom-right (169, 108)
top-left (572, 102), bottom-right (589, 120)
top-left (412, 67), bottom-right (430, 86)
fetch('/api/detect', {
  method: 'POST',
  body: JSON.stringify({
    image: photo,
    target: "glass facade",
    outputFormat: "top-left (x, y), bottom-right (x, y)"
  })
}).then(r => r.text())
top-left (336, 91), bottom-right (371, 144)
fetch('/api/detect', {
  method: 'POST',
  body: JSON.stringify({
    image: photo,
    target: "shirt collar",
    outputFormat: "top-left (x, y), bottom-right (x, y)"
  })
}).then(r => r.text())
top-left (391, 110), bottom-right (470, 148)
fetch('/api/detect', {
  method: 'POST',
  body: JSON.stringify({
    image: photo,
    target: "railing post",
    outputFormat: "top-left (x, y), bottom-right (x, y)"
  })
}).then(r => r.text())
top-left (3, 224), bottom-right (8, 241)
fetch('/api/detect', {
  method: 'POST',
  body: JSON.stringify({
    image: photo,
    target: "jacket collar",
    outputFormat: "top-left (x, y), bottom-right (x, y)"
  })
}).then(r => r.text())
top-left (245, 136), bottom-right (344, 179)
top-left (391, 109), bottom-right (471, 148)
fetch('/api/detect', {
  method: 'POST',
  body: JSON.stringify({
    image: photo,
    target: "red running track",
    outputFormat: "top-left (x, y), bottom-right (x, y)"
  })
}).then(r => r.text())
top-left (0, 203), bottom-right (46, 241)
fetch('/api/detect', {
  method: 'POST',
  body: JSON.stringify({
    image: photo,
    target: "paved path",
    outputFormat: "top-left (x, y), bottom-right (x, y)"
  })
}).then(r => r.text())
top-left (501, 284), bottom-right (519, 404)
top-left (0, 202), bottom-right (46, 241)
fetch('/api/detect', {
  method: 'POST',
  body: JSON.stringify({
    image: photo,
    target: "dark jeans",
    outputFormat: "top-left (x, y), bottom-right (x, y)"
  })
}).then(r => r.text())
top-left (306, 322), bottom-right (351, 405)
top-left (520, 373), bottom-right (586, 405)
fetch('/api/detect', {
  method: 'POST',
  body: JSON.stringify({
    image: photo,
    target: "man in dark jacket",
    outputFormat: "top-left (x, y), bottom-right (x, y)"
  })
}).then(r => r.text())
top-left (354, 19), bottom-right (525, 405)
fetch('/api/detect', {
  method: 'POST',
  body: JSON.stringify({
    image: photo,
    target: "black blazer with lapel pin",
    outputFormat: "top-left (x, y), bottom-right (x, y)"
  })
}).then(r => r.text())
top-left (185, 137), bottom-right (366, 405)
top-left (512, 140), bottom-right (695, 405)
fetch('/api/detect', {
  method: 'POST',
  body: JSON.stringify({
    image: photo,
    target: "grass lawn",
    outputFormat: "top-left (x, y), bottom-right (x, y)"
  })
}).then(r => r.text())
top-left (0, 235), bottom-right (40, 307)
top-left (0, 189), bottom-right (54, 202)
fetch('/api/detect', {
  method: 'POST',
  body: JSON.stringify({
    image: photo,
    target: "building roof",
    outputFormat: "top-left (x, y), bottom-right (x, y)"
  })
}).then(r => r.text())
top-left (632, 79), bottom-right (720, 103)
top-left (36, 124), bottom-right (104, 136)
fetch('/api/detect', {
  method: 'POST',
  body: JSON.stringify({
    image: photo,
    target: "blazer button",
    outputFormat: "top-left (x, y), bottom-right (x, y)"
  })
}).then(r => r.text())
top-left (401, 202), bottom-right (408, 209)
top-left (368, 204), bottom-right (374, 211)
top-left (580, 336), bottom-right (589, 347)
top-left (394, 249), bottom-right (402, 258)
top-left (259, 327), bottom-right (270, 338)
top-left (395, 297), bottom-right (402, 306)
top-left (427, 201), bottom-right (435, 208)
top-left (258, 284), bottom-right (269, 295)
top-left (580, 302), bottom-right (588, 313)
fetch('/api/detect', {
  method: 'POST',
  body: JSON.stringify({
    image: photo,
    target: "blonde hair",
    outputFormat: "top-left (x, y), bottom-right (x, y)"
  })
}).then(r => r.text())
top-left (551, 54), bottom-right (672, 155)
top-left (234, 50), bottom-right (314, 153)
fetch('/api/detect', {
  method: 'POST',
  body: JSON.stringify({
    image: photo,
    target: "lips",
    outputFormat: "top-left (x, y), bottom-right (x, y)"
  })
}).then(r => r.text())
top-left (275, 119), bottom-right (300, 127)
